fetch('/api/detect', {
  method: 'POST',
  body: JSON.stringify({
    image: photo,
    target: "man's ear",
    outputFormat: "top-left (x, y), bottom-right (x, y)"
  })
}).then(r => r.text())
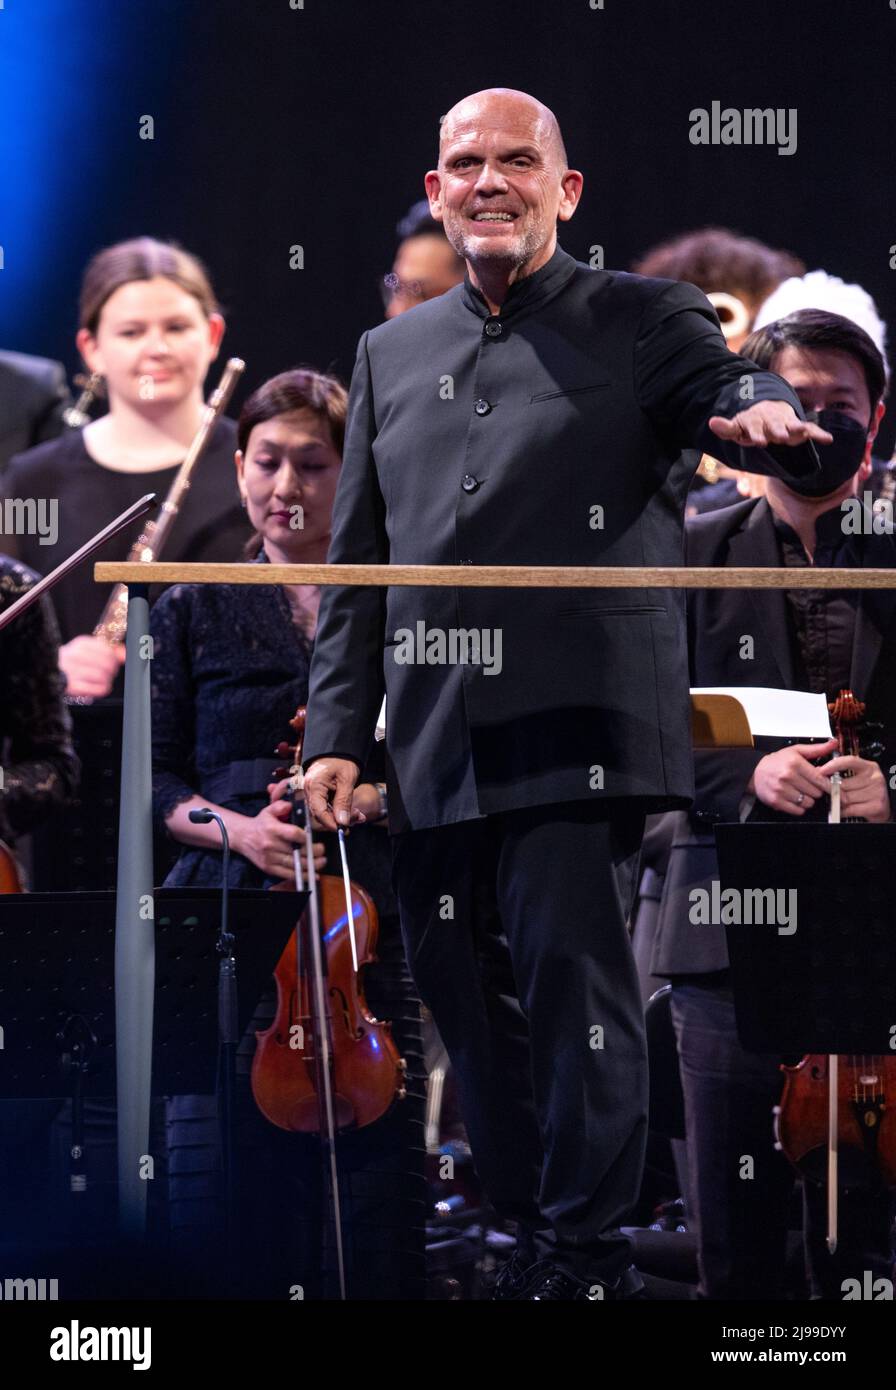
top-left (424, 170), bottom-right (444, 222)
top-left (556, 169), bottom-right (584, 223)
top-left (864, 399), bottom-right (886, 465)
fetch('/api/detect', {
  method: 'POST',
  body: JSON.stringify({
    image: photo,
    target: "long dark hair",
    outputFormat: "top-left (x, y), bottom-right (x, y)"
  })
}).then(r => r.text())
top-left (237, 367), bottom-right (348, 557)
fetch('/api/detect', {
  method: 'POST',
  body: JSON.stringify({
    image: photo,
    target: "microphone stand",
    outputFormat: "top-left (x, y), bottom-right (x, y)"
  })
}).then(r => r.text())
top-left (188, 808), bottom-right (238, 1278)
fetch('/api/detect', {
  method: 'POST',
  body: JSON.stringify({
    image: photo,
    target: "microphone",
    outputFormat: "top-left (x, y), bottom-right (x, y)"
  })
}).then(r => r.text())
top-left (189, 806), bottom-right (237, 1262)
top-left (189, 808), bottom-right (231, 887)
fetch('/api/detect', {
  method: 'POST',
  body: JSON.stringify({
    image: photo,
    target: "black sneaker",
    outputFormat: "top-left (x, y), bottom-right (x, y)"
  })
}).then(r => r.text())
top-left (528, 1264), bottom-right (648, 1301)
top-left (492, 1251), bottom-right (552, 1300)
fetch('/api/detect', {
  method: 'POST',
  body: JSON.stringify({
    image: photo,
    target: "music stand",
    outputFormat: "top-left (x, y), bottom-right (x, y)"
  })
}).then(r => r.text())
top-left (0, 888), bottom-right (302, 1235)
top-left (714, 823), bottom-right (896, 1053)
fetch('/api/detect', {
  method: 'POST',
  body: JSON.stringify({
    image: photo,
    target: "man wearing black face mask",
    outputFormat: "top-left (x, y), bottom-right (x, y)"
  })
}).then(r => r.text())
top-left (652, 308), bottom-right (895, 1300)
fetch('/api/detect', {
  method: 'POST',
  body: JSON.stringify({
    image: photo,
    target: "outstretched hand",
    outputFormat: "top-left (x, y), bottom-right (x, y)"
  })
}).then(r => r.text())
top-left (708, 400), bottom-right (833, 449)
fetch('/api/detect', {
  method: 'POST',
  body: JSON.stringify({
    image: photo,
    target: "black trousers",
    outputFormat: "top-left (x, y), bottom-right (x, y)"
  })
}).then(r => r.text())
top-left (392, 800), bottom-right (646, 1282)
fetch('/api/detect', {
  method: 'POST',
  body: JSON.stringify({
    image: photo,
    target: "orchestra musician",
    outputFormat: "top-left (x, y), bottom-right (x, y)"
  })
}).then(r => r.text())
top-left (301, 87), bottom-right (832, 1301)
top-left (150, 368), bottom-right (426, 1300)
top-left (2, 236), bottom-right (248, 699)
top-left (382, 200), bottom-right (466, 319)
top-left (652, 308), bottom-right (896, 1298)
top-left (1, 237), bottom-right (250, 895)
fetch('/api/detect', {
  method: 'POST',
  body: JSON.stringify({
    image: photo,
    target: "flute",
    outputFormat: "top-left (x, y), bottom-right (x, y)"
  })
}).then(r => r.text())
top-left (93, 357), bottom-right (245, 645)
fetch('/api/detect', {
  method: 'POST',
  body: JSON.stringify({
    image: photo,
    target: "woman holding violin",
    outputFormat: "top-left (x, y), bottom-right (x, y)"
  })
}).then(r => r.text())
top-left (151, 368), bottom-right (426, 1299)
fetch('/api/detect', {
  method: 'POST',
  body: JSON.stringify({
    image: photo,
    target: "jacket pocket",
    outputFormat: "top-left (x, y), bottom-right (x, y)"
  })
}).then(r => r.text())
top-left (558, 604), bottom-right (668, 618)
top-left (530, 381), bottom-right (611, 402)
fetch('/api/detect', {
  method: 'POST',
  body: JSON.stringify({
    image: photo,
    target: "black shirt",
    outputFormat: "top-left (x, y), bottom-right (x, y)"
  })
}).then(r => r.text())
top-left (773, 504), bottom-right (855, 700)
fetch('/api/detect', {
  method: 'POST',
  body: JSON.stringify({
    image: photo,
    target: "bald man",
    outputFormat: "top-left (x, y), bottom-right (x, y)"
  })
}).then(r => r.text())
top-left (303, 89), bottom-right (829, 1300)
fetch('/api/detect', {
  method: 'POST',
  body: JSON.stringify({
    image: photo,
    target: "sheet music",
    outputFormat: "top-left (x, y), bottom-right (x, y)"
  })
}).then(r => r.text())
top-left (690, 686), bottom-right (834, 739)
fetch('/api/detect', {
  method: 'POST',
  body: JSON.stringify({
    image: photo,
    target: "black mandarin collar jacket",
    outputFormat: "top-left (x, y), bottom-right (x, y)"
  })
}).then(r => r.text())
top-left (304, 247), bottom-right (821, 832)
top-left (460, 243), bottom-right (578, 320)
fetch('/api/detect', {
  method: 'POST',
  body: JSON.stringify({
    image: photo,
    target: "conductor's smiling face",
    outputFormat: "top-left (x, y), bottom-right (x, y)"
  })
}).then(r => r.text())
top-left (425, 89), bottom-right (582, 278)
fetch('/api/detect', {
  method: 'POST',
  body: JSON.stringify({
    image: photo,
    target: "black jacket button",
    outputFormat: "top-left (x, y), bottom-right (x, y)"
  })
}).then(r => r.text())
top-left (461, 474), bottom-right (480, 493)
top-left (473, 399), bottom-right (491, 415)
top-left (484, 319), bottom-right (502, 337)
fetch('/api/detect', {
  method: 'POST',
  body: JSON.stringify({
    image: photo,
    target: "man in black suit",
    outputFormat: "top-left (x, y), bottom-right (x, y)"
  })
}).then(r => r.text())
top-left (302, 88), bottom-right (830, 1300)
top-left (652, 308), bottom-right (895, 1298)
top-left (0, 350), bottom-right (71, 476)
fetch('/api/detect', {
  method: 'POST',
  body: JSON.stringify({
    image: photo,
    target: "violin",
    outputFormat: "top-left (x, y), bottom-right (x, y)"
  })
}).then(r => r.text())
top-left (775, 690), bottom-right (896, 1249)
top-left (251, 707), bottom-right (406, 1134)
top-left (0, 840), bottom-right (23, 893)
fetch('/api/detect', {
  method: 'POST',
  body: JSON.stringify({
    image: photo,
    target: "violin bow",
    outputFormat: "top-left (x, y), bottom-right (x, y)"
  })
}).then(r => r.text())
top-left (336, 828), bottom-right (360, 974)
top-left (822, 688), bottom-right (862, 1256)
top-left (825, 774), bottom-right (841, 1255)
top-left (286, 735), bottom-right (348, 1301)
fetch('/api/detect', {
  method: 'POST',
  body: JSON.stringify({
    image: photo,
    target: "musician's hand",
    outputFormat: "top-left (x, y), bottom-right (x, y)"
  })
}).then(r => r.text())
top-left (303, 757), bottom-right (361, 831)
top-left (265, 776), bottom-right (368, 829)
top-left (59, 635), bottom-right (126, 699)
top-left (708, 400), bottom-right (833, 449)
top-left (237, 801), bottom-right (327, 882)
top-left (818, 754), bottom-right (893, 822)
top-left (748, 739), bottom-right (839, 815)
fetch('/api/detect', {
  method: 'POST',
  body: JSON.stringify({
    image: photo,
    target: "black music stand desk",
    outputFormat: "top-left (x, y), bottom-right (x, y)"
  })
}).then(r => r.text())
top-left (0, 888), bottom-right (302, 1099)
top-left (714, 823), bottom-right (896, 1054)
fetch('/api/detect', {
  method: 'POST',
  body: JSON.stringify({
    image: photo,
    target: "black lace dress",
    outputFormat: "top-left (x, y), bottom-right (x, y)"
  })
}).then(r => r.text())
top-left (0, 556), bottom-right (79, 850)
top-left (150, 552), bottom-right (426, 1299)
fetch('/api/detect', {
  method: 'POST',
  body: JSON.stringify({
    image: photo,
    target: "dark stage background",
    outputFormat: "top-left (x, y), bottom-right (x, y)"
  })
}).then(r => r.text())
top-left (3, 0), bottom-right (895, 450)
